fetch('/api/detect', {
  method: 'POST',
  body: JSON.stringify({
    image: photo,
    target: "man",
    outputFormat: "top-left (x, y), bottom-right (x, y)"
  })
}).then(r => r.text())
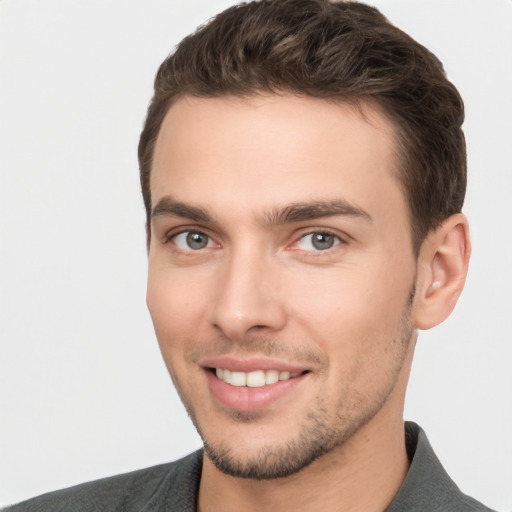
top-left (3, 1), bottom-right (496, 511)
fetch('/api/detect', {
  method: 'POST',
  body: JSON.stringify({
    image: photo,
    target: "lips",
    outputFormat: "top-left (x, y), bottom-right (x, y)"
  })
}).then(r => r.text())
top-left (202, 357), bottom-right (309, 411)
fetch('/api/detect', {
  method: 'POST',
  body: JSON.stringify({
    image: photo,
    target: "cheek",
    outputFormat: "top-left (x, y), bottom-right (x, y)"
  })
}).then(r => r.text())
top-left (288, 260), bottom-right (414, 356)
top-left (146, 267), bottom-right (209, 357)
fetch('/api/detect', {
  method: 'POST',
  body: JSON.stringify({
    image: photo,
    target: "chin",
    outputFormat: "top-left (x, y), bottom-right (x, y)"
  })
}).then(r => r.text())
top-left (196, 399), bottom-right (378, 481)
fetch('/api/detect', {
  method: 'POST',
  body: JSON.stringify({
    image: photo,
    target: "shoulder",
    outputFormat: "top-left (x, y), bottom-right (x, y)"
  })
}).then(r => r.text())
top-left (2, 450), bottom-right (203, 512)
top-left (386, 422), bottom-right (496, 512)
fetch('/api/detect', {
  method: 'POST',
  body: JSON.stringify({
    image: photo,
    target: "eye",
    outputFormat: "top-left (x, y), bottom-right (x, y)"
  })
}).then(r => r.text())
top-left (172, 231), bottom-right (215, 250)
top-left (296, 232), bottom-right (342, 251)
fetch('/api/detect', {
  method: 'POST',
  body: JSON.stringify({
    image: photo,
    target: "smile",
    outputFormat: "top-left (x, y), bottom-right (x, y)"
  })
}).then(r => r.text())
top-left (214, 368), bottom-right (302, 387)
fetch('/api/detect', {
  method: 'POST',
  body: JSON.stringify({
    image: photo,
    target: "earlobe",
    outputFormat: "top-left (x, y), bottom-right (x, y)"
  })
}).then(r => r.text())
top-left (414, 213), bottom-right (471, 330)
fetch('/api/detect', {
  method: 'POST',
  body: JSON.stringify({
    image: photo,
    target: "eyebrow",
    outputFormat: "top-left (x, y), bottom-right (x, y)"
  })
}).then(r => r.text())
top-left (263, 200), bottom-right (373, 225)
top-left (151, 196), bottom-right (372, 226)
top-left (151, 196), bottom-right (213, 223)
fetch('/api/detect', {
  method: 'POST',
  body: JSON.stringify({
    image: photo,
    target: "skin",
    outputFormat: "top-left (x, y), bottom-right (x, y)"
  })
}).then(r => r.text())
top-left (146, 94), bottom-right (470, 512)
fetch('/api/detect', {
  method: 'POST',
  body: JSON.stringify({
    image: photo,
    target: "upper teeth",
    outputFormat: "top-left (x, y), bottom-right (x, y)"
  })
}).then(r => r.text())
top-left (215, 368), bottom-right (301, 387)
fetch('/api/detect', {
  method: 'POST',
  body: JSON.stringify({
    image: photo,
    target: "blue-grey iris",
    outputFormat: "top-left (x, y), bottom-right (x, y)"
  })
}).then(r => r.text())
top-left (312, 233), bottom-right (335, 250)
top-left (186, 232), bottom-right (209, 249)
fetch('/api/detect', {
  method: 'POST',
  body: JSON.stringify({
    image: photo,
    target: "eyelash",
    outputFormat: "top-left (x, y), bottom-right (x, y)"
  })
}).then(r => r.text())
top-left (163, 228), bottom-right (216, 252)
top-left (292, 229), bottom-right (345, 252)
top-left (163, 228), bottom-right (347, 254)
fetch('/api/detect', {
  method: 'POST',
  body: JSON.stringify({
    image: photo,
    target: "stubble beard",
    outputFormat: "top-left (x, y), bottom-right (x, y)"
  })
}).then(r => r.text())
top-left (170, 287), bottom-right (416, 481)
top-left (201, 397), bottom-right (376, 480)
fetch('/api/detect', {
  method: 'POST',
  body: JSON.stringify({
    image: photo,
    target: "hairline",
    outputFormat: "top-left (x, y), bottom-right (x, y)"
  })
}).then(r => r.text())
top-left (143, 89), bottom-right (422, 255)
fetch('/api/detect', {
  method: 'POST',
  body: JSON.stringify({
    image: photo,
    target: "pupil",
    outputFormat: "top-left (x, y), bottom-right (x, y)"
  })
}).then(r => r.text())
top-left (312, 233), bottom-right (334, 250)
top-left (186, 232), bottom-right (208, 249)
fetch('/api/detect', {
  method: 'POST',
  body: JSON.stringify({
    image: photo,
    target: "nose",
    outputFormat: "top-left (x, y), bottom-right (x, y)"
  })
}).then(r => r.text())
top-left (208, 248), bottom-right (287, 341)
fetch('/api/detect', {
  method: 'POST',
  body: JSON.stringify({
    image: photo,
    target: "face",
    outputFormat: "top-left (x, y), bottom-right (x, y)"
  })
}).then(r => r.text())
top-left (147, 94), bottom-right (418, 479)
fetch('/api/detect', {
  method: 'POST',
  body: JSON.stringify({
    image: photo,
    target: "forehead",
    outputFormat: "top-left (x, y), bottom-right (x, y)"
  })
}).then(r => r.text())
top-left (150, 94), bottom-right (406, 223)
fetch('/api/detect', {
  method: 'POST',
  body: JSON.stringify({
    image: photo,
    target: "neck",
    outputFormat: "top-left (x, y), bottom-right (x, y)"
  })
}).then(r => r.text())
top-left (198, 337), bottom-right (416, 512)
top-left (198, 401), bottom-right (410, 512)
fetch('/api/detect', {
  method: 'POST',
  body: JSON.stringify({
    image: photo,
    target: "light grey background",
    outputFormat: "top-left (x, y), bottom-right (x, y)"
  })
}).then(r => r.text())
top-left (1, 0), bottom-right (511, 510)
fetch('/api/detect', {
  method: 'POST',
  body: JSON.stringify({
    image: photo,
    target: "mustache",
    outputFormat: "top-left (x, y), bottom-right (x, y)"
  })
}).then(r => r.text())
top-left (185, 334), bottom-right (326, 367)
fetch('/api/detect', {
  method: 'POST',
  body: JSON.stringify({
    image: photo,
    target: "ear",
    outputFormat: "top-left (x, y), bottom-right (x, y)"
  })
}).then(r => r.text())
top-left (414, 213), bottom-right (471, 330)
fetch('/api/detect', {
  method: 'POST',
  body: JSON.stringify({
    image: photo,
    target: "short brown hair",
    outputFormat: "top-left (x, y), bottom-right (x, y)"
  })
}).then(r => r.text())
top-left (138, 0), bottom-right (466, 252)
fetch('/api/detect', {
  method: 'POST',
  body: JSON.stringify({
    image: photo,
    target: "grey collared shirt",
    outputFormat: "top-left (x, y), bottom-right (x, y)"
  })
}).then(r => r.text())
top-left (2, 422), bottom-right (496, 511)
